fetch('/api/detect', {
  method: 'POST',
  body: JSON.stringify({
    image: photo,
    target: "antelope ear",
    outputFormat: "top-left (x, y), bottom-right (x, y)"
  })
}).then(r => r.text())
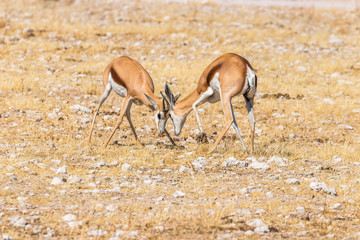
top-left (174, 94), bottom-right (181, 103)
top-left (143, 92), bottom-right (157, 109)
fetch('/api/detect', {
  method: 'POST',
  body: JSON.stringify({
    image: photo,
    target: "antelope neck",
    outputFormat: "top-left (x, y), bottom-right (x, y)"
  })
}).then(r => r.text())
top-left (173, 89), bottom-right (201, 117)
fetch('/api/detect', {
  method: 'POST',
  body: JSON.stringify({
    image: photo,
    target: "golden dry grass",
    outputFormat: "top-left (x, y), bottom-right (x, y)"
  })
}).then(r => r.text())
top-left (1, 0), bottom-right (360, 239)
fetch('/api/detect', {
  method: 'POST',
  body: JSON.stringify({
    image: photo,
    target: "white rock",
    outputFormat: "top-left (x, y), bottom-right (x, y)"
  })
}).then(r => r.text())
top-left (254, 225), bottom-right (270, 234)
top-left (221, 157), bottom-right (248, 168)
top-left (70, 105), bottom-right (92, 114)
top-left (240, 188), bottom-right (250, 195)
top-left (91, 162), bottom-right (105, 168)
top-left (323, 98), bottom-right (335, 104)
top-left (119, 181), bottom-right (136, 188)
top-left (297, 66), bottom-right (307, 72)
top-left (237, 209), bottom-right (252, 216)
top-left (81, 117), bottom-right (91, 124)
top-left (296, 207), bottom-right (306, 214)
top-left (56, 165), bottom-right (67, 174)
top-left (267, 155), bottom-right (288, 167)
top-left (255, 209), bottom-right (266, 215)
top-left (285, 178), bottom-right (300, 185)
top-left (115, 230), bottom-right (125, 237)
top-left (52, 159), bottom-right (61, 165)
top-left (246, 219), bottom-right (269, 234)
top-left (244, 230), bottom-right (254, 236)
top-left (129, 231), bottom-right (138, 239)
top-left (8, 215), bottom-right (27, 228)
top-left (309, 182), bottom-right (327, 191)
top-left (67, 221), bottom-right (83, 228)
top-left (186, 136), bottom-right (197, 143)
top-left (246, 218), bottom-right (267, 228)
top-left (332, 156), bottom-right (342, 163)
top-left (192, 157), bottom-right (208, 170)
top-left (155, 226), bottom-right (164, 231)
top-left (62, 214), bottom-right (76, 222)
top-left (266, 192), bottom-right (273, 198)
top-left (249, 160), bottom-right (270, 171)
top-left (332, 203), bottom-right (343, 210)
top-left (121, 163), bottom-right (133, 172)
top-left (2, 234), bottom-right (13, 240)
top-left (51, 177), bottom-right (64, 185)
top-left (339, 124), bottom-right (354, 130)
top-left (310, 182), bottom-right (337, 195)
top-left (67, 175), bottom-right (83, 184)
top-left (106, 204), bottom-right (116, 212)
top-left (328, 35), bottom-right (343, 45)
top-left (173, 191), bottom-right (186, 198)
top-left (179, 165), bottom-right (191, 173)
top-left (87, 229), bottom-right (108, 236)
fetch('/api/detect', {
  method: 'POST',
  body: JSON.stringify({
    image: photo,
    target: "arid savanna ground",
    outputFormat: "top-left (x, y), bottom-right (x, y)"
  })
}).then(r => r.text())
top-left (1, 0), bottom-right (360, 239)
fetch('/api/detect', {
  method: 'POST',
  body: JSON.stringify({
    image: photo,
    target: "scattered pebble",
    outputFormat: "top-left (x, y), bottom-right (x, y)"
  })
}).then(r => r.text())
top-left (246, 219), bottom-right (269, 234)
top-left (285, 178), bottom-right (300, 185)
top-left (221, 157), bottom-right (248, 168)
top-left (70, 105), bottom-right (92, 114)
top-left (310, 182), bottom-right (337, 195)
top-left (267, 155), bottom-right (288, 167)
top-left (62, 214), bottom-right (76, 222)
top-left (87, 229), bottom-right (108, 236)
top-left (332, 203), bottom-right (343, 210)
top-left (249, 159), bottom-right (270, 171)
top-left (173, 191), bottom-right (186, 198)
top-left (192, 157), bottom-right (208, 170)
top-left (51, 177), bottom-right (65, 185)
top-left (121, 163), bottom-right (133, 172)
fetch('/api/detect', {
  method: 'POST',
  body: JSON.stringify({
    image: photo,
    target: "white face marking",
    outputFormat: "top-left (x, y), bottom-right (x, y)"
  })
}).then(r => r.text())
top-left (170, 110), bottom-right (186, 136)
top-left (109, 73), bottom-right (127, 98)
top-left (158, 111), bottom-right (168, 135)
top-left (153, 111), bottom-right (159, 130)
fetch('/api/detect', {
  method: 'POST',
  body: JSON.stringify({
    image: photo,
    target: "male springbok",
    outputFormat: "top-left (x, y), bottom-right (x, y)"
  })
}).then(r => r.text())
top-left (161, 53), bottom-right (257, 153)
top-left (88, 56), bottom-right (175, 148)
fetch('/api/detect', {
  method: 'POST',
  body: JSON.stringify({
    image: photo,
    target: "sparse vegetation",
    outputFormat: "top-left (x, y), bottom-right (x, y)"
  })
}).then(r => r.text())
top-left (0, 0), bottom-right (360, 239)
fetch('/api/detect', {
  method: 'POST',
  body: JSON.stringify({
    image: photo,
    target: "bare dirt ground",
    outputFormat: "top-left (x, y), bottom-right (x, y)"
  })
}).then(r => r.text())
top-left (1, 0), bottom-right (360, 239)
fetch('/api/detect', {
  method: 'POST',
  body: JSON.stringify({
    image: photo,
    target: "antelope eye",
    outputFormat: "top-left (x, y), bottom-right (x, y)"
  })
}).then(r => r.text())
top-left (157, 113), bottom-right (161, 118)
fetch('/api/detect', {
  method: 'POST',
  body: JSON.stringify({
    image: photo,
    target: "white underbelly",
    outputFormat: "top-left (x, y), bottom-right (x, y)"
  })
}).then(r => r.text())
top-left (109, 73), bottom-right (127, 98)
top-left (207, 72), bottom-right (221, 103)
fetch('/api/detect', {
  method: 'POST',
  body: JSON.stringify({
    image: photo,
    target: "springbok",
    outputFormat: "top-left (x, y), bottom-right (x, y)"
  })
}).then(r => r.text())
top-left (88, 56), bottom-right (175, 148)
top-left (161, 53), bottom-right (257, 153)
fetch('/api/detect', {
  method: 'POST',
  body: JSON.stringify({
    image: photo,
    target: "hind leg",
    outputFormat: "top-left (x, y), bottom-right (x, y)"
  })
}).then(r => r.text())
top-left (208, 95), bottom-right (234, 153)
top-left (103, 96), bottom-right (131, 148)
top-left (230, 99), bottom-right (247, 151)
top-left (88, 83), bottom-right (112, 144)
top-left (245, 96), bottom-right (255, 153)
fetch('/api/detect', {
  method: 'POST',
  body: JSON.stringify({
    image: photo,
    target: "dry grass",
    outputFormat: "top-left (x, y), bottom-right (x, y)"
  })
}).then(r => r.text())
top-left (1, 0), bottom-right (360, 239)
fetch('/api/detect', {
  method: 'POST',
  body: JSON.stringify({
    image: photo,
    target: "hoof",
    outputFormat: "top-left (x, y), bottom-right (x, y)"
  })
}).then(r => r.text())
top-left (196, 132), bottom-right (209, 143)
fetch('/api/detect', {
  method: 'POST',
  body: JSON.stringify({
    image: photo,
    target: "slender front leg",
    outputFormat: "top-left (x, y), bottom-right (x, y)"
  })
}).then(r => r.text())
top-left (125, 101), bottom-right (143, 146)
top-left (103, 96), bottom-right (131, 148)
top-left (245, 96), bottom-right (255, 153)
top-left (193, 88), bottom-right (213, 142)
top-left (164, 129), bottom-right (176, 146)
top-left (88, 83), bottom-right (112, 144)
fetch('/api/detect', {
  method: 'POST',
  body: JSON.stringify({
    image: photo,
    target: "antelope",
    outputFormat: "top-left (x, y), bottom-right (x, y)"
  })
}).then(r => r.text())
top-left (88, 56), bottom-right (175, 148)
top-left (161, 53), bottom-right (257, 153)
